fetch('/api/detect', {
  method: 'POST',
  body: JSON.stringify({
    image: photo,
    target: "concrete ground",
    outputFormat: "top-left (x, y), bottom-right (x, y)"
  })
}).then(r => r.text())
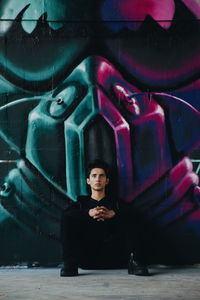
top-left (0, 265), bottom-right (200, 300)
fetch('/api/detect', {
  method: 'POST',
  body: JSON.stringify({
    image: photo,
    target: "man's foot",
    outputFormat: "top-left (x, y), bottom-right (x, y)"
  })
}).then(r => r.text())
top-left (60, 266), bottom-right (78, 277)
top-left (128, 260), bottom-right (149, 276)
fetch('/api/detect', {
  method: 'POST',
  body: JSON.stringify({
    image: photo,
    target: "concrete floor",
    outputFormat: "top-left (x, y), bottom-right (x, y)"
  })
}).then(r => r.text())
top-left (0, 265), bottom-right (200, 300)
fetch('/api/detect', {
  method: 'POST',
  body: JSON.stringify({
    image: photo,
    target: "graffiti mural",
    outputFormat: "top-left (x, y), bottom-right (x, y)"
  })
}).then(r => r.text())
top-left (0, 0), bottom-right (200, 265)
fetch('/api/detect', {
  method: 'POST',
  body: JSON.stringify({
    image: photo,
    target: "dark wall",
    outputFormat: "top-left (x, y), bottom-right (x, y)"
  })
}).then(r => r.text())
top-left (0, 0), bottom-right (199, 265)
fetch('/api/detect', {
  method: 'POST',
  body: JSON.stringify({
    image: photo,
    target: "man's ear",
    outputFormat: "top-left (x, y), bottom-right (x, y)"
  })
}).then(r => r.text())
top-left (106, 178), bottom-right (109, 185)
top-left (86, 178), bottom-right (90, 185)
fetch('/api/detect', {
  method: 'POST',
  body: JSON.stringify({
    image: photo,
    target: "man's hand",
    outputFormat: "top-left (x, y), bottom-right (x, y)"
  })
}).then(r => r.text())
top-left (99, 206), bottom-right (116, 220)
top-left (88, 206), bottom-right (116, 221)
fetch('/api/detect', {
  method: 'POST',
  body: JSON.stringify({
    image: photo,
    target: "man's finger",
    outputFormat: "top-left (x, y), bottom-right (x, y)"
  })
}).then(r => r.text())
top-left (93, 213), bottom-right (104, 219)
top-left (98, 206), bottom-right (108, 212)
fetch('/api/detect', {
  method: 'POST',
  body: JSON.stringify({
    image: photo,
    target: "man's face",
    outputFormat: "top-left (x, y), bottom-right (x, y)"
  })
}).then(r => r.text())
top-left (87, 168), bottom-right (109, 192)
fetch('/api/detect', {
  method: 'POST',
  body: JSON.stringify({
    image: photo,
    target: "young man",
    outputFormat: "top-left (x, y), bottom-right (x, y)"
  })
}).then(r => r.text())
top-left (60, 160), bottom-right (149, 276)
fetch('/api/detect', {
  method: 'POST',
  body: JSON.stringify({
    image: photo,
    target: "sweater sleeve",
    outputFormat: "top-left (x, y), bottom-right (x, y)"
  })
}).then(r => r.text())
top-left (77, 195), bottom-right (90, 217)
top-left (62, 197), bottom-right (90, 219)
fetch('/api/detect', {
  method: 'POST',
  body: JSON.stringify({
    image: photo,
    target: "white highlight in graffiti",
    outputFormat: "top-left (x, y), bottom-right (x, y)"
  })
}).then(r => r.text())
top-left (192, 159), bottom-right (200, 175)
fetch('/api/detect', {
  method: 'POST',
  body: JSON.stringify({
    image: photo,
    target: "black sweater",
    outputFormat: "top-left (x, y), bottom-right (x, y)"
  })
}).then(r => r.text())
top-left (65, 195), bottom-right (130, 219)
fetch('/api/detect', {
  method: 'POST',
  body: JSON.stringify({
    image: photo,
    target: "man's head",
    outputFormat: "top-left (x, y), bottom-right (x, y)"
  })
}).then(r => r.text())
top-left (86, 160), bottom-right (110, 192)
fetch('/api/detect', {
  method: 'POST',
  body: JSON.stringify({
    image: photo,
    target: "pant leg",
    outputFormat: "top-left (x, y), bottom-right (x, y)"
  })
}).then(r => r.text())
top-left (104, 213), bottom-right (148, 266)
top-left (60, 208), bottom-right (147, 269)
top-left (60, 208), bottom-right (88, 267)
top-left (78, 219), bottom-right (112, 269)
top-left (81, 216), bottom-right (130, 269)
top-left (124, 212), bottom-right (149, 264)
top-left (60, 207), bottom-right (103, 268)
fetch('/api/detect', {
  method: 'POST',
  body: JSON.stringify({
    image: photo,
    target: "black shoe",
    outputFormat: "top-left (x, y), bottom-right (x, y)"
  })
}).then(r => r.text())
top-left (60, 266), bottom-right (78, 277)
top-left (128, 254), bottom-right (149, 276)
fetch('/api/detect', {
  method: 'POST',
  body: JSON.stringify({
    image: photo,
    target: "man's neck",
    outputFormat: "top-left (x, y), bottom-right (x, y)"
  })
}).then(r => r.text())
top-left (91, 190), bottom-right (106, 201)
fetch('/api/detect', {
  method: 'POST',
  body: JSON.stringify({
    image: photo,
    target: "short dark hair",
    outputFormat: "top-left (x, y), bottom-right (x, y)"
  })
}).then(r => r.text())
top-left (86, 160), bottom-right (110, 178)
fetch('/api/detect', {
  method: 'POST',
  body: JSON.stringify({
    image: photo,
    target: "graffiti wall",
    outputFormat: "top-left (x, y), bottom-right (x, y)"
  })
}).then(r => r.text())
top-left (0, 0), bottom-right (200, 265)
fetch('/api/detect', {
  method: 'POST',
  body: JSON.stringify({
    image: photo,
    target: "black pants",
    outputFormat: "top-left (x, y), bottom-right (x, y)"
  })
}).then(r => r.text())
top-left (60, 208), bottom-right (146, 269)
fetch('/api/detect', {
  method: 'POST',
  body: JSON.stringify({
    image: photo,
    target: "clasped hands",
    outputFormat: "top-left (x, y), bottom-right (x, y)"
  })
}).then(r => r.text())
top-left (88, 206), bottom-right (116, 221)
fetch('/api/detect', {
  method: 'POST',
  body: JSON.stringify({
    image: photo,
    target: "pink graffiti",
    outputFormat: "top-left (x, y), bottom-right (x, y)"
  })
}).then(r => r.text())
top-left (111, 51), bottom-right (200, 84)
top-left (92, 57), bottom-right (173, 201)
top-left (182, 0), bottom-right (200, 19)
top-left (117, 0), bottom-right (175, 29)
top-left (101, 0), bottom-right (200, 30)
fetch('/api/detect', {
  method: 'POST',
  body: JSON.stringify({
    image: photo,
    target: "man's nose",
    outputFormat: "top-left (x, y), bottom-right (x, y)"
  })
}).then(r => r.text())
top-left (95, 175), bottom-right (101, 181)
